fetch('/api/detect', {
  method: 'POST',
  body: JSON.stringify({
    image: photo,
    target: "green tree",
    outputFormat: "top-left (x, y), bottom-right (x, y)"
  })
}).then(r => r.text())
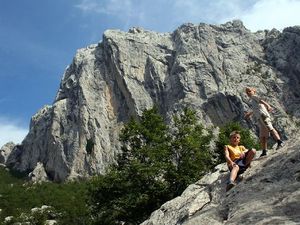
top-left (87, 107), bottom-right (214, 225)
top-left (168, 107), bottom-right (214, 195)
top-left (88, 107), bottom-right (174, 225)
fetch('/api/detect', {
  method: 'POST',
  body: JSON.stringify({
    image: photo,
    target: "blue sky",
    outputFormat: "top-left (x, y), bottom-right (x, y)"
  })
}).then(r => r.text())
top-left (1, 0), bottom-right (300, 147)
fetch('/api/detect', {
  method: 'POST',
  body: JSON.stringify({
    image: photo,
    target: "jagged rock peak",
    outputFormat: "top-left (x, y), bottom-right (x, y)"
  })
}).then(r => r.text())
top-left (4, 20), bottom-right (300, 181)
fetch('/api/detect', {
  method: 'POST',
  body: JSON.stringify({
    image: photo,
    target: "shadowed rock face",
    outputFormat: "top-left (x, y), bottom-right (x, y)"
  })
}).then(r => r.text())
top-left (141, 139), bottom-right (300, 225)
top-left (3, 20), bottom-right (300, 181)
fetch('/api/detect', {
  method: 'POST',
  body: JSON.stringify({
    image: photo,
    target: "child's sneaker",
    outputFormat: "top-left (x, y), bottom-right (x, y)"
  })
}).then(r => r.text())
top-left (276, 140), bottom-right (284, 150)
top-left (226, 180), bottom-right (236, 192)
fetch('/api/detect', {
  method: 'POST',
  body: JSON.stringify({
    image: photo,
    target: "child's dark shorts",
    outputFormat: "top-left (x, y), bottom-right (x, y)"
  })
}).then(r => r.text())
top-left (229, 151), bottom-right (250, 175)
top-left (233, 159), bottom-right (248, 175)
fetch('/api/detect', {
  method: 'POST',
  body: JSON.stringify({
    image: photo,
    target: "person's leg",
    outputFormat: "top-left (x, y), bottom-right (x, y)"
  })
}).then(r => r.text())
top-left (227, 165), bottom-right (239, 191)
top-left (264, 117), bottom-right (283, 146)
top-left (229, 165), bottom-right (239, 182)
top-left (270, 128), bottom-right (284, 149)
top-left (260, 136), bottom-right (267, 150)
top-left (270, 128), bottom-right (281, 141)
top-left (245, 149), bottom-right (256, 167)
top-left (259, 120), bottom-right (269, 156)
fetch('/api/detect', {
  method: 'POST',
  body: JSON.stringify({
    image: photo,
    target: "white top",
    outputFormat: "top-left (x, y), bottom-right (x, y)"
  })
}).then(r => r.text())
top-left (250, 95), bottom-right (270, 119)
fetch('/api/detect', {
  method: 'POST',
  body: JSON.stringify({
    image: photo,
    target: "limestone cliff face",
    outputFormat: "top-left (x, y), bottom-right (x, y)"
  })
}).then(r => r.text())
top-left (141, 139), bottom-right (300, 225)
top-left (4, 20), bottom-right (300, 181)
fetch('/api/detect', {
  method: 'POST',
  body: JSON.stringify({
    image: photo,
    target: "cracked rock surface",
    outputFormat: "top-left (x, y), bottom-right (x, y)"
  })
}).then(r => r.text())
top-left (141, 138), bottom-right (300, 225)
top-left (3, 20), bottom-right (300, 181)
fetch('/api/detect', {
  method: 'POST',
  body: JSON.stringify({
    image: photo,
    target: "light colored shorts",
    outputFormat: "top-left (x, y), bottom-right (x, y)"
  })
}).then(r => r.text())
top-left (258, 115), bottom-right (274, 138)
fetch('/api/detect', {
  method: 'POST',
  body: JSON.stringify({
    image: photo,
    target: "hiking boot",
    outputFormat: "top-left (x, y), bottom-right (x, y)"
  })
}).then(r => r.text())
top-left (276, 140), bottom-right (284, 150)
top-left (226, 181), bottom-right (236, 192)
top-left (260, 149), bottom-right (267, 157)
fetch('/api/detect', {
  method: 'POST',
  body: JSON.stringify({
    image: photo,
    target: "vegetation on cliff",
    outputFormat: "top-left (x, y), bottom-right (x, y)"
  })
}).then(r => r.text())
top-left (0, 108), bottom-right (258, 225)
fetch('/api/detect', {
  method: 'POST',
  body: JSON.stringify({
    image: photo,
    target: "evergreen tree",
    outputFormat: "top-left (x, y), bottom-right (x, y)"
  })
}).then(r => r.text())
top-left (88, 107), bottom-right (174, 224)
top-left (87, 107), bottom-right (214, 225)
top-left (168, 107), bottom-right (214, 195)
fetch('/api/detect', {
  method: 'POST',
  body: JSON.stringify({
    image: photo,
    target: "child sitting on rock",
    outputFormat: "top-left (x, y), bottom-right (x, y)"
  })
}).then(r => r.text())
top-left (224, 131), bottom-right (256, 191)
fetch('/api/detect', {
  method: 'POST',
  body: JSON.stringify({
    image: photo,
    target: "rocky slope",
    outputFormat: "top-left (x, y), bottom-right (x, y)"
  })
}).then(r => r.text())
top-left (2, 20), bottom-right (300, 181)
top-left (141, 138), bottom-right (300, 225)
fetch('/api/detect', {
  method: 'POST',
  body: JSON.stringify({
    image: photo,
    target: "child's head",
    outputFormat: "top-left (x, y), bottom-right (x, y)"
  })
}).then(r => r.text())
top-left (229, 131), bottom-right (241, 146)
top-left (245, 87), bottom-right (256, 97)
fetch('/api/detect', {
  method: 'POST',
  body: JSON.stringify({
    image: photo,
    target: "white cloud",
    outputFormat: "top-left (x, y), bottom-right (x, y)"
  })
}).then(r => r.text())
top-left (0, 117), bottom-right (28, 148)
top-left (75, 0), bottom-right (139, 32)
top-left (240, 0), bottom-right (300, 31)
top-left (75, 0), bottom-right (133, 17)
top-left (74, 0), bottom-right (300, 33)
top-left (173, 0), bottom-right (300, 31)
top-left (74, 0), bottom-right (240, 31)
top-left (173, 0), bottom-right (244, 24)
top-left (74, 0), bottom-right (100, 12)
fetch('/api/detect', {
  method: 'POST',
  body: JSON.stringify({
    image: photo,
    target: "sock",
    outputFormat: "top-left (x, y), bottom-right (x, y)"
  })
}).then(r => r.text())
top-left (227, 179), bottom-right (234, 184)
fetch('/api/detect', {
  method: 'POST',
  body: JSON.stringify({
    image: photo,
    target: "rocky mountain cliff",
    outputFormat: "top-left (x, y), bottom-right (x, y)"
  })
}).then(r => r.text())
top-left (2, 20), bottom-right (300, 181)
top-left (141, 139), bottom-right (300, 225)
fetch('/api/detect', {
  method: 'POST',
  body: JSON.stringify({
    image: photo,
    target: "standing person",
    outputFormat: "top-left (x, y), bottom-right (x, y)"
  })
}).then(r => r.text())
top-left (224, 131), bottom-right (256, 191)
top-left (244, 87), bottom-right (284, 157)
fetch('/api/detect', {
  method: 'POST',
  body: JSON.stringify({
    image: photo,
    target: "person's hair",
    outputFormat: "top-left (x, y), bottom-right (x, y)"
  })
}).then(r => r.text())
top-left (229, 130), bottom-right (240, 138)
top-left (245, 87), bottom-right (256, 94)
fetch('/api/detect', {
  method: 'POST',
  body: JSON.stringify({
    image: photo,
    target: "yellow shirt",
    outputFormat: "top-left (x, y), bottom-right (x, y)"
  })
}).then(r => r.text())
top-left (225, 145), bottom-right (246, 161)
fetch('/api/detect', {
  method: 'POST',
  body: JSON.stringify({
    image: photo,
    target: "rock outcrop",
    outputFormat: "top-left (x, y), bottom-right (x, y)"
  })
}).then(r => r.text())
top-left (141, 138), bottom-right (300, 225)
top-left (0, 142), bottom-right (15, 164)
top-left (28, 162), bottom-right (49, 183)
top-left (5, 20), bottom-right (300, 181)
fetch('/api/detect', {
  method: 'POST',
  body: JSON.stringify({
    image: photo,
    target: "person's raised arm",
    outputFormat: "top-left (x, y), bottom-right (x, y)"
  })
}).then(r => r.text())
top-left (260, 99), bottom-right (273, 112)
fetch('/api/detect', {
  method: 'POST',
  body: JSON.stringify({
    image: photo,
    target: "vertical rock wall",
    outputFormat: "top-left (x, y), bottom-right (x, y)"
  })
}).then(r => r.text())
top-left (5, 21), bottom-right (300, 181)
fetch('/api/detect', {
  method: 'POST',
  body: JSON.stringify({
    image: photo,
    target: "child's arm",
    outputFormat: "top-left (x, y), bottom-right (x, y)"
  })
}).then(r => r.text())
top-left (240, 146), bottom-right (248, 159)
top-left (224, 146), bottom-right (235, 168)
top-left (259, 99), bottom-right (273, 112)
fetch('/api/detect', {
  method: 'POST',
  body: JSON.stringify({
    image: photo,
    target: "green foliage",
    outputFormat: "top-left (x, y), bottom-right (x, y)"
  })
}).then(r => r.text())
top-left (87, 107), bottom-right (214, 225)
top-left (0, 167), bottom-right (91, 225)
top-left (168, 107), bottom-right (214, 195)
top-left (88, 107), bottom-right (173, 224)
top-left (215, 122), bottom-right (260, 164)
top-left (118, 107), bottom-right (171, 167)
top-left (3, 206), bottom-right (61, 225)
